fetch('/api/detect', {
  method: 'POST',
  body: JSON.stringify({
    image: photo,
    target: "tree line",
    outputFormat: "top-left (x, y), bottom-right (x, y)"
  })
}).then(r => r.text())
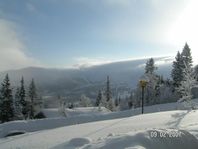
top-left (0, 75), bottom-right (40, 123)
top-left (95, 43), bottom-right (198, 110)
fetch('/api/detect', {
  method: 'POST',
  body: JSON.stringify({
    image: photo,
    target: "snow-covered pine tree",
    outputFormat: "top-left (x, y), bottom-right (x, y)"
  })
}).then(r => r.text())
top-left (171, 51), bottom-right (184, 87)
top-left (19, 77), bottom-right (29, 119)
top-left (143, 58), bottom-right (159, 105)
top-left (177, 62), bottom-right (196, 109)
top-left (144, 73), bottom-right (159, 105)
top-left (106, 98), bottom-right (115, 112)
top-left (58, 97), bottom-right (67, 117)
top-left (100, 91), bottom-right (107, 108)
top-left (154, 75), bottom-right (161, 104)
top-left (181, 43), bottom-right (193, 68)
top-left (80, 94), bottom-right (92, 107)
top-left (0, 74), bottom-right (14, 123)
top-left (145, 58), bottom-right (157, 74)
top-left (14, 87), bottom-right (23, 119)
top-left (96, 90), bottom-right (102, 107)
top-left (105, 76), bottom-right (115, 111)
top-left (28, 78), bottom-right (38, 119)
top-left (105, 76), bottom-right (111, 102)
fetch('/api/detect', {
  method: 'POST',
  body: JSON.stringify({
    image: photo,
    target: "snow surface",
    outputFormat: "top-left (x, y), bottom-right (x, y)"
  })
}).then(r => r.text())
top-left (77, 129), bottom-right (198, 149)
top-left (42, 107), bottom-right (110, 118)
top-left (0, 102), bottom-right (183, 138)
top-left (1, 109), bottom-right (198, 149)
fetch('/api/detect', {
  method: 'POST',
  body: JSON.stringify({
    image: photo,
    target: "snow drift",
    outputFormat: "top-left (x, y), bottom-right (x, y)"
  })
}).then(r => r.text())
top-left (52, 129), bottom-right (198, 149)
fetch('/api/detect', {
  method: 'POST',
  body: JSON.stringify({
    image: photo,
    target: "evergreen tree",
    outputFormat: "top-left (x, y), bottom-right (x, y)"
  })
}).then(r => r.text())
top-left (14, 87), bottom-right (23, 119)
top-left (145, 58), bottom-right (157, 74)
top-left (181, 43), bottom-right (193, 68)
top-left (106, 76), bottom-right (111, 102)
top-left (28, 79), bottom-right (37, 119)
top-left (177, 62), bottom-right (196, 109)
top-left (107, 98), bottom-right (115, 111)
top-left (105, 76), bottom-right (115, 111)
top-left (96, 90), bottom-right (102, 106)
top-left (0, 74), bottom-right (14, 123)
top-left (143, 58), bottom-right (159, 105)
top-left (19, 77), bottom-right (28, 119)
top-left (154, 76), bottom-right (161, 104)
top-left (80, 94), bottom-right (92, 107)
top-left (171, 51), bottom-right (184, 87)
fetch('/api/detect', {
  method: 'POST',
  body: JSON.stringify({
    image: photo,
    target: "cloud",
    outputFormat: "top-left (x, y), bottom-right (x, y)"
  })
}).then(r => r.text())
top-left (73, 56), bottom-right (174, 69)
top-left (0, 19), bottom-right (42, 71)
top-left (137, 57), bottom-right (174, 68)
top-left (72, 57), bottom-right (113, 68)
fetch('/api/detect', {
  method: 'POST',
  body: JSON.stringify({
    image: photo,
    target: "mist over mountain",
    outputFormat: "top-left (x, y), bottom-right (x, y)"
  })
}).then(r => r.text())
top-left (0, 57), bottom-right (173, 99)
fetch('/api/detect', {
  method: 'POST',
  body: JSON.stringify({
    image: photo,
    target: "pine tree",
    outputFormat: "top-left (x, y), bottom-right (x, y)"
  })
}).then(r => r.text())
top-left (143, 58), bottom-right (159, 105)
top-left (107, 98), bottom-right (115, 111)
top-left (0, 74), bottom-right (14, 123)
top-left (105, 76), bottom-right (115, 111)
top-left (155, 76), bottom-right (161, 104)
top-left (171, 51), bottom-right (184, 87)
top-left (80, 94), bottom-right (92, 107)
top-left (96, 90), bottom-right (102, 106)
top-left (177, 62), bottom-right (196, 109)
top-left (14, 87), bottom-right (22, 119)
top-left (28, 79), bottom-right (37, 119)
top-left (145, 58), bottom-right (157, 74)
top-left (106, 76), bottom-right (111, 102)
top-left (19, 77), bottom-right (28, 119)
top-left (181, 43), bottom-right (193, 68)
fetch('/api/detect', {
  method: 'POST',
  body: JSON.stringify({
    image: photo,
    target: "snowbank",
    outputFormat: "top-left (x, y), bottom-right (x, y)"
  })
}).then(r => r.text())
top-left (0, 102), bottom-right (184, 138)
top-left (54, 129), bottom-right (198, 149)
top-left (53, 137), bottom-right (92, 149)
top-left (42, 107), bottom-right (110, 118)
top-left (1, 110), bottom-right (198, 149)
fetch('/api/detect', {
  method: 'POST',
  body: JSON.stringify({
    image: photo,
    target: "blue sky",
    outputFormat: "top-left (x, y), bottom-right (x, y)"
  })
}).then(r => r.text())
top-left (0, 0), bottom-right (197, 70)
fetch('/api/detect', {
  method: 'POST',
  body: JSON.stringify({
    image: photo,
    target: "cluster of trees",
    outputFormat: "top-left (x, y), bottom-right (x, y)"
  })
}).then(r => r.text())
top-left (129, 43), bottom-right (197, 109)
top-left (2, 43), bottom-right (196, 123)
top-left (94, 43), bottom-right (198, 111)
top-left (57, 43), bottom-right (198, 112)
top-left (124, 58), bottom-right (177, 109)
top-left (171, 43), bottom-right (197, 108)
top-left (95, 76), bottom-right (116, 111)
top-left (0, 74), bottom-right (41, 123)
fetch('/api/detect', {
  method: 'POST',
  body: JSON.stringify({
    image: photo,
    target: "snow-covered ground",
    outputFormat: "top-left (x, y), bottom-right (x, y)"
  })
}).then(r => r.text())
top-left (0, 102), bottom-right (183, 139)
top-left (1, 102), bottom-right (198, 149)
top-left (1, 110), bottom-right (198, 149)
top-left (42, 107), bottom-right (110, 118)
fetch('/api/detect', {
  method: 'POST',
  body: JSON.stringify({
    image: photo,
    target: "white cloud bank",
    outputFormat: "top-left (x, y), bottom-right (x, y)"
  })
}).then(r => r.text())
top-left (0, 19), bottom-right (42, 72)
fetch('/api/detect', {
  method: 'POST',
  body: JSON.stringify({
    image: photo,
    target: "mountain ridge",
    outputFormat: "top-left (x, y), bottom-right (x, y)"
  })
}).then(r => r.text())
top-left (0, 57), bottom-right (174, 98)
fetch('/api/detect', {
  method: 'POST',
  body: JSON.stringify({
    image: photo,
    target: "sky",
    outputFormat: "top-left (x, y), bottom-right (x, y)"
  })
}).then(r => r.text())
top-left (0, 0), bottom-right (197, 71)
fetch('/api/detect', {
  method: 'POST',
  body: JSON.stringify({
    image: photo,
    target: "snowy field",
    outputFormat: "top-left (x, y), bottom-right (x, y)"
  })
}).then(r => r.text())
top-left (1, 102), bottom-right (198, 149)
top-left (0, 102), bottom-right (184, 139)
